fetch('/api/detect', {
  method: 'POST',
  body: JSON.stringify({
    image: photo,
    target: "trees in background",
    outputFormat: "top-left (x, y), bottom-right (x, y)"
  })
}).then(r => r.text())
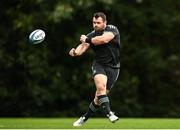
top-left (0, 0), bottom-right (179, 117)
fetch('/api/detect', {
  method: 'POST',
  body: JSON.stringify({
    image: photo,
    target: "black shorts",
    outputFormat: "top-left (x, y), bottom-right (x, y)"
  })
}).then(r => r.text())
top-left (91, 62), bottom-right (120, 90)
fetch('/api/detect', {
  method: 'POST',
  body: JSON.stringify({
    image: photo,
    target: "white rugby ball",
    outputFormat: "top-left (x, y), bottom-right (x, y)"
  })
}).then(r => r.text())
top-left (29, 29), bottom-right (45, 44)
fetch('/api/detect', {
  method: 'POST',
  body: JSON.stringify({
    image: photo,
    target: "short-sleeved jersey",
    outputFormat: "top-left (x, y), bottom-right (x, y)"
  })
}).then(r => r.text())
top-left (87, 25), bottom-right (120, 68)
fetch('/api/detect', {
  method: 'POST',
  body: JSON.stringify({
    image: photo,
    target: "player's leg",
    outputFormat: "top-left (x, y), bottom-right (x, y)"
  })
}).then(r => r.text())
top-left (94, 74), bottom-right (112, 115)
top-left (73, 91), bottom-right (101, 127)
top-left (105, 67), bottom-right (120, 123)
top-left (73, 101), bottom-right (100, 127)
top-left (73, 63), bottom-right (116, 126)
top-left (82, 94), bottom-right (100, 121)
top-left (106, 67), bottom-right (120, 91)
top-left (82, 62), bottom-right (106, 119)
top-left (93, 83), bottom-right (119, 123)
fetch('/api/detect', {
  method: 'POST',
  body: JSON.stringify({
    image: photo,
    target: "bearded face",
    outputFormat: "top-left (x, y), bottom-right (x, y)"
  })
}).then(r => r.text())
top-left (93, 17), bottom-right (107, 32)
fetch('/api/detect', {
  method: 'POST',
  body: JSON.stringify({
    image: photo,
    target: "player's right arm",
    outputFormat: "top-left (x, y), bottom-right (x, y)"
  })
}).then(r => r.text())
top-left (69, 42), bottom-right (90, 57)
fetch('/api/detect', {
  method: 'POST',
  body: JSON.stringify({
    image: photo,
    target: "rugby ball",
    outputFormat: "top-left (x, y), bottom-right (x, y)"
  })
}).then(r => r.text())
top-left (29, 29), bottom-right (45, 44)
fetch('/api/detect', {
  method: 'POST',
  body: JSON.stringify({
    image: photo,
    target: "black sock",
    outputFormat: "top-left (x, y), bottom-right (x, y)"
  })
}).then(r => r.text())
top-left (83, 101), bottom-right (100, 121)
top-left (98, 95), bottom-right (111, 115)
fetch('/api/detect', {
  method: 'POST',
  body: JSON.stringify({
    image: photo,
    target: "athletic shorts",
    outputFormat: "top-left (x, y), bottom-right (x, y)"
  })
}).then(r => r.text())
top-left (91, 62), bottom-right (120, 90)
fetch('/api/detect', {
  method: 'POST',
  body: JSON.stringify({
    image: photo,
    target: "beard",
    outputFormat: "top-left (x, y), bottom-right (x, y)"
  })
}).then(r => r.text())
top-left (94, 26), bottom-right (104, 32)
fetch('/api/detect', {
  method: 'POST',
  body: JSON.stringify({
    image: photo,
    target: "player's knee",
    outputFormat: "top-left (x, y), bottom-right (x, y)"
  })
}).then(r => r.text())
top-left (96, 83), bottom-right (106, 95)
top-left (94, 98), bottom-right (100, 106)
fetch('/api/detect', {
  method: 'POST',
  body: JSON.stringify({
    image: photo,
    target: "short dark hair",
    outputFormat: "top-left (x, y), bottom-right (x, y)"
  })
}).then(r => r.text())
top-left (93, 12), bottom-right (107, 21)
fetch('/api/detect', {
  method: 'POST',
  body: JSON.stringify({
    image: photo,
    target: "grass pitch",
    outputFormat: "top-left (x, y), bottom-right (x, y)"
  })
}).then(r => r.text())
top-left (0, 118), bottom-right (180, 129)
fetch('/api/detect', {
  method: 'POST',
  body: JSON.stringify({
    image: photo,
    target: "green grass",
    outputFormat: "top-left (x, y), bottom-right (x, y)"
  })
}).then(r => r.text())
top-left (0, 118), bottom-right (180, 129)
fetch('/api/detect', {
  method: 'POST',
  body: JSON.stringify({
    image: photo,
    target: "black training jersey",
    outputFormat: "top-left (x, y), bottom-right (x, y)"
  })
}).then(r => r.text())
top-left (87, 25), bottom-right (120, 68)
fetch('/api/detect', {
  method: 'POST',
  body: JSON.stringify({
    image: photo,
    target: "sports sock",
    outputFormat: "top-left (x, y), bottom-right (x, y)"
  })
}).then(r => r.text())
top-left (98, 95), bottom-right (111, 115)
top-left (83, 101), bottom-right (100, 121)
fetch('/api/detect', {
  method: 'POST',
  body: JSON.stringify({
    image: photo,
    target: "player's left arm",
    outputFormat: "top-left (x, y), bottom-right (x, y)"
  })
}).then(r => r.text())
top-left (91, 32), bottom-right (114, 45)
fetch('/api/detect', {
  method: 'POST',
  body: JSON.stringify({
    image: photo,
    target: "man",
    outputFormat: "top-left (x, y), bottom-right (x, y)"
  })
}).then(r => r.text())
top-left (69, 12), bottom-right (120, 127)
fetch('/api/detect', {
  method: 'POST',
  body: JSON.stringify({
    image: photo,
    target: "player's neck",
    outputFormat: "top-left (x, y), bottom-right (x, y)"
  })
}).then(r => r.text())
top-left (95, 25), bottom-right (106, 33)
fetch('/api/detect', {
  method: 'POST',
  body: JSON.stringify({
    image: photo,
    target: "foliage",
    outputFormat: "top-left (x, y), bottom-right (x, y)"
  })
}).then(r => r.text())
top-left (0, 0), bottom-right (179, 117)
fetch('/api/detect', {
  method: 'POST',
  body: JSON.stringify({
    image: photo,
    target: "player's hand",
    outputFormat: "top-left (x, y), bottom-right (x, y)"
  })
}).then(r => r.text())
top-left (69, 48), bottom-right (77, 57)
top-left (80, 35), bottom-right (87, 43)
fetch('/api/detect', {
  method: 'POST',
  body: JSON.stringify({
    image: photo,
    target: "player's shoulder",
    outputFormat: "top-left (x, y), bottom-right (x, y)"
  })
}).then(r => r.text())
top-left (105, 24), bottom-right (119, 36)
top-left (106, 24), bottom-right (118, 30)
top-left (105, 25), bottom-right (119, 33)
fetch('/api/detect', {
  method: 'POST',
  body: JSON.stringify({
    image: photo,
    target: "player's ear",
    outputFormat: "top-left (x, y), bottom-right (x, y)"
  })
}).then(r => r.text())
top-left (104, 20), bottom-right (107, 24)
top-left (104, 20), bottom-right (107, 26)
